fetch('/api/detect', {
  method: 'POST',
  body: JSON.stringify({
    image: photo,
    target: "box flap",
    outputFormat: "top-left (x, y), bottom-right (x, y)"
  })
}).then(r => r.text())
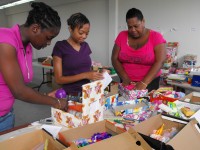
top-left (168, 119), bottom-right (200, 149)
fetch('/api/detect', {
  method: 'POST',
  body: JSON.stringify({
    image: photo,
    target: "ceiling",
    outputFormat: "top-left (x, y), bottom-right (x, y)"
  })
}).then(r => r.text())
top-left (0, 0), bottom-right (85, 7)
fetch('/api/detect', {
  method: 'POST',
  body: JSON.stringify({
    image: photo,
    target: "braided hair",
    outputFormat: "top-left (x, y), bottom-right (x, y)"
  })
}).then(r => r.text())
top-left (25, 2), bottom-right (61, 29)
top-left (126, 8), bottom-right (144, 22)
top-left (67, 13), bottom-right (90, 30)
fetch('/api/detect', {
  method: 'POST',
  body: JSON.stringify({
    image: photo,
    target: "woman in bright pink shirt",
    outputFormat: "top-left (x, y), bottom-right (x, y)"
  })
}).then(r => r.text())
top-left (0, 2), bottom-right (67, 132)
top-left (112, 8), bottom-right (166, 92)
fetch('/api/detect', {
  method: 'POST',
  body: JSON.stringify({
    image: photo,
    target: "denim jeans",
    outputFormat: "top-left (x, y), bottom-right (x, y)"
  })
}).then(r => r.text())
top-left (0, 109), bottom-right (15, 132)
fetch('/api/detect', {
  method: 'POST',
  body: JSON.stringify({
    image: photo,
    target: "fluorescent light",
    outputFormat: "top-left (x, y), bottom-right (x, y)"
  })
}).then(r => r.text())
top-left (0, 0), bottom-right (34, 10)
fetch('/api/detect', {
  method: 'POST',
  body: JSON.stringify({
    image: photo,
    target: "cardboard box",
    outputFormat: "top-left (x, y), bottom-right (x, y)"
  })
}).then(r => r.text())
top-left (59, 120), bottom-right (152, 150)
top-left (180, 92), bottom-right (200, 103)
top-left (133, 114), bottom-right (188, 134)
top-left (168, 119), bottom-right (200, 150)
top-left (51, 81), bottom-right (105, 128)
top-left (132, 114), bottom-right (188, 146)
top-left (0, 129), bottom-right (66, 150)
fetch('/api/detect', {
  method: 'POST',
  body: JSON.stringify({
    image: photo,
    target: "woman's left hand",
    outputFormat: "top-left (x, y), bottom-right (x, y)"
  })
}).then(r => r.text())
top-left (135, 81), bottom-right (147, 90)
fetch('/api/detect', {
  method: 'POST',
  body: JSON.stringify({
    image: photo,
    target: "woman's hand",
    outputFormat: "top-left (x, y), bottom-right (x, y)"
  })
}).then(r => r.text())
top-left (53, 98), bottom-right (68, 112)
top-left (135, 81), bottom-right (147, 90)
top-left (48, 90), bottom-right (57, 98)
top-left (85, 71), bottom-right (104, 81)
top-left (122, 78), bottom-right (132, 86)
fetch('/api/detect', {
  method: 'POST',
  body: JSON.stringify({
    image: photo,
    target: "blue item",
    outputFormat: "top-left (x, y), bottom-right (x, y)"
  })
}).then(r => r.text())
top-left (191, 75), bottom-right (200, 87)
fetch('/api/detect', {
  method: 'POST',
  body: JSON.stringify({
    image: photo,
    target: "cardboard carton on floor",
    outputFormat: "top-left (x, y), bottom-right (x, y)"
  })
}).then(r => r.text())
top-left (168, 119), bottom-right (200, 150)
top-left (0, 129), bottom-right (66, 150)
top-left (51, 81), bottom-right (105, 128)
top-left (59, 120), bottom-right (152, 150)
top-left (179, 92), bottom-right (200, 103)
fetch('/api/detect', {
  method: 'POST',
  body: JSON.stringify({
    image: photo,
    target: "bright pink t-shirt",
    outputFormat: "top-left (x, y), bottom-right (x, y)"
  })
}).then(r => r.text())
top-left (115, 30), bottom-right (166, 81)
top-left (0, 25), bottom-right (33, 116)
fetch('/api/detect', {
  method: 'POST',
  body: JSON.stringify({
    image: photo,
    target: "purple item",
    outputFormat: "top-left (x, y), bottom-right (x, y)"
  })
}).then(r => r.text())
top-left (55, 88), bottom-right (67, 98)
top-left (91, 132), bottom-right (112, 142)
top-left (52, 40), bottom-right (92, 93)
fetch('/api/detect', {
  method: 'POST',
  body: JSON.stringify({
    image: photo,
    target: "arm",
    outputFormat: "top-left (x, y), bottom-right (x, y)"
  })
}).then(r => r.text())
top-left (111, 44), bottom-right (131, 85)
top-left (135, 43), bottom-right (167, 90)
top-left (53, 56), bottom-right (103, 84)
top-left (0, 44), bottom-right (67, 111)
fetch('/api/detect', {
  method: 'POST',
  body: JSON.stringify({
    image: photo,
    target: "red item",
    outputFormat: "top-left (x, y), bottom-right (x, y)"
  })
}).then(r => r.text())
top-left (68, 104), bottom-right (83, 112)
top-left (150, 94), bottom-right (178, 103)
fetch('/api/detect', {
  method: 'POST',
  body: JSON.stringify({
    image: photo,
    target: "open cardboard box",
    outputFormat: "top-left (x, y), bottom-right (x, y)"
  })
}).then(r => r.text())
top-left (179, 92), bottom-right (200, 103)
top-left (59, 120), bottom-right (152, 150)
top-left (52, 81), bottom-right (105, 128)
top-left (132, 114), bottom-right (193, 149)
top-left (0, 129), bottom-right (66, 150)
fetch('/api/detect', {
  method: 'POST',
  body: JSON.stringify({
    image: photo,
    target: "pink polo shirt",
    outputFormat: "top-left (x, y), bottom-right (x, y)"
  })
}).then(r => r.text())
top-left (115, 30), bottom-right (166, 81)
top-left (0, 24), bottom-right (33, 117)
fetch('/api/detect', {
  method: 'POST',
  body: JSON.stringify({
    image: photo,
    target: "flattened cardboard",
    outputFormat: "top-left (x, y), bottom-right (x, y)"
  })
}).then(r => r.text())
top-left (0, 129), bottom-right (66, 150)
top-left (168, 120), bottom-right (200, 150)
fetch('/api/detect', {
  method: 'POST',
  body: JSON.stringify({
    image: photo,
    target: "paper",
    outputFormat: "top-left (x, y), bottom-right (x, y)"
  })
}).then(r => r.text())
top-left (102, 71), bottom-right (112, 90)
top-left (41, 124), bottom-right (62, 138)
top-left (89, 100), bottom-right (99, 114)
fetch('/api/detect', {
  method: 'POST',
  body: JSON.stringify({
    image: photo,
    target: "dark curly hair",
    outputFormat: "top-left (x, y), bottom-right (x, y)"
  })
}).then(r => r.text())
top-left (24, 2), bottom-right (61, 29)
top-left (67, 13), bottom-right (90, 30)
top-left (126, 8), bottom-right (144, 22)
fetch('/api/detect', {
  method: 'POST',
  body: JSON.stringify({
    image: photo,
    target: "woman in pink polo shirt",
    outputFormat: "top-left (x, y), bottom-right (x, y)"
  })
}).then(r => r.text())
top-left (0, 2), bottom-right (67, 132)
top-left (112, 8), bottom-right (167, 92)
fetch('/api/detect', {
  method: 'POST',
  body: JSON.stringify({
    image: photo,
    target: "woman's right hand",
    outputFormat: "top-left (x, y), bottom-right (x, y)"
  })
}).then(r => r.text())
top-left (85, 71), bottom-right (104, 81)
top-left (122, 78), bottom-right (132, 86)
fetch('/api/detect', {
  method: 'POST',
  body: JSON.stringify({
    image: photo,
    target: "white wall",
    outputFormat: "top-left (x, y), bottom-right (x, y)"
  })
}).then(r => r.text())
top-left (46, 0), bottom-right (109, 66)
top-left (1, 0), bottom-right (200, 67)
top-left (1, 0), bottom-right (109, 66)
top-left (117, 0), bottom-right (200, 66)
top-left (0, 9), bottom-right (7, 27)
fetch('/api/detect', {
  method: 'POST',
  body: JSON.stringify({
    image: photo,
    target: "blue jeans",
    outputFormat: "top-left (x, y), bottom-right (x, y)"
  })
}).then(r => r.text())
top-left (0, 109), bottom-right (15, 132)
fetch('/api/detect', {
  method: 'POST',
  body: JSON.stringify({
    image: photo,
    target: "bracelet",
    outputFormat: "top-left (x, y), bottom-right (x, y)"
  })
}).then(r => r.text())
top-left (56, 99), bottom-right (61, 109)
top-left (140, 81), bottom-right (148, 87)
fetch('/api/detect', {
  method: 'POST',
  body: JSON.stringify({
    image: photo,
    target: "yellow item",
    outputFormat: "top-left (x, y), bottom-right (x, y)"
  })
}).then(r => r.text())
top-left (155, 124), bottom-right (164, 135)
top-left (181, 107), bottom-right (195, 117)
top-left (44, 139), bottom-right (48, 150)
